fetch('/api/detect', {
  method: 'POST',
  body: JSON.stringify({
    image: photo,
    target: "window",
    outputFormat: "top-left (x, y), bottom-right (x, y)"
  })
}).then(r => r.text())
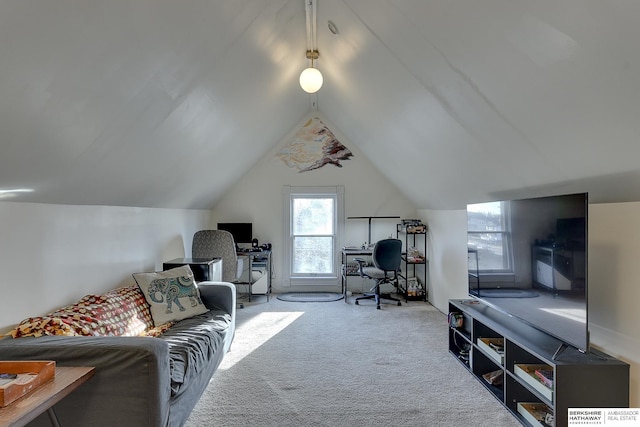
top-left (283, 186), bottom-right (344, 286)
top-left (467, 201), bottom-right (512, 272)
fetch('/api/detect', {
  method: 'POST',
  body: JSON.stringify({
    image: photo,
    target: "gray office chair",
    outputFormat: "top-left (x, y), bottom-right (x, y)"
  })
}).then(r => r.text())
top-left (354, 238), bottom-right (403, 309)
top-left (192, 230), bottom-right (244, 283)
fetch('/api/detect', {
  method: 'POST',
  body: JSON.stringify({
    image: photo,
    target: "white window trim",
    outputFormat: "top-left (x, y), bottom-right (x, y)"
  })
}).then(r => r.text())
top-left (283, 185), bottom-right (345, 287)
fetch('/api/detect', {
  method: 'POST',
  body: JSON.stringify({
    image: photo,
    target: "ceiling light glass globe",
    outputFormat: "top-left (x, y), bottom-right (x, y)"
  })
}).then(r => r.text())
top-left (299, 67), bottom-right (323, 93)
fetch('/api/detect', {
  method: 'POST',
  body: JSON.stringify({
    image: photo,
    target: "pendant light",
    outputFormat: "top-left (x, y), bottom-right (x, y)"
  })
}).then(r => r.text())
top-left (300, 50), bottom-right (323, 93)
top-left (300, 0), bottom-right (323, 93)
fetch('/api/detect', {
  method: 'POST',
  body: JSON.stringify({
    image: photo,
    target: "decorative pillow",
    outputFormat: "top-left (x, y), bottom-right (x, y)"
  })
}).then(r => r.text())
top-left (133, 265), bottom-right (209, 326)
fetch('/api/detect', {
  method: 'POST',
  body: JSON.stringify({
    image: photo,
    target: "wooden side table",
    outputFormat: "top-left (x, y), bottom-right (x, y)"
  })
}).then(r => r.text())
top-left (0, 366), bottom-right (95, 427)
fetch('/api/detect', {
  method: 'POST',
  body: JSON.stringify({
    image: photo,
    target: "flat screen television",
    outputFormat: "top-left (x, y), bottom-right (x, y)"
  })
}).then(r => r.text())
top-left (467, 192), bottom-right (588, 353)
top-left (217, 222), bottom-right (253, 244)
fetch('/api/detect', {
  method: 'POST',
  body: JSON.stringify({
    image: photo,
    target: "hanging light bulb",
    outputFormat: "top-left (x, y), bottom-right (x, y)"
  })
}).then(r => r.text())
top-left (299, 68), bottom-right (323, 93)
top-left (300, 50), bottom-right (323, 93)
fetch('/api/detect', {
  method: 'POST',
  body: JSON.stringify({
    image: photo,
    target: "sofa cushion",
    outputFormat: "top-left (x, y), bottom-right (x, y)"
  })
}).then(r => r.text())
top-left (11, 286), bottom-right (155, 338)
top-left (156, 308), bottom-right (232, 396)
top-left (133, 265), bottom-right (209, 327)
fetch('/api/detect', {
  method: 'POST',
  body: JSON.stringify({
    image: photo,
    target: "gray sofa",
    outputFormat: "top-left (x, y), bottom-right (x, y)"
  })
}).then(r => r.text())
top-left (0, 281), bottom-right (236, 427)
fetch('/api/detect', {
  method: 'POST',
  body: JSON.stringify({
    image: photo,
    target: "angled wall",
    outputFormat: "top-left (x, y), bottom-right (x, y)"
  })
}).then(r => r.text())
top-left (210, 114), bottom-right (418, 293)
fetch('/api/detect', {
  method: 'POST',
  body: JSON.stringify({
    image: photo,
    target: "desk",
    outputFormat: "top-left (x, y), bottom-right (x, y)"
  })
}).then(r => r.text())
top-left (236, 250), bottom-right (272, 302)
top-left (162, 258), bottom-right (222, 282)
top-left (0, 367), bottom-right (95, 427)
top-left (341, 248), bottom-right (372, 303)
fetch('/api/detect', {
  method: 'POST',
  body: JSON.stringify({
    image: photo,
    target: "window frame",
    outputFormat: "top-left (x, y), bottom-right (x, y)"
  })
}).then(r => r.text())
top-left (283, 185), bottom-right (344, 286)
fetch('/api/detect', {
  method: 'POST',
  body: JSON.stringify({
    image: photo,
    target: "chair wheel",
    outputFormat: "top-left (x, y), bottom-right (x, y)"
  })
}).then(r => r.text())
top-left (355, 300), bottom-right (359, 305)
top-left (397, 302), bottom-right (402, 306)
top-left (376, 305), bottom-right (381, 309)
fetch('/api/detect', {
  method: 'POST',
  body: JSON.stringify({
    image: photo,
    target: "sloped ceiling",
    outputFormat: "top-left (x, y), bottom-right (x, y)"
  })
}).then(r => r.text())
top-left (1, 1), bottom-right (640, 209)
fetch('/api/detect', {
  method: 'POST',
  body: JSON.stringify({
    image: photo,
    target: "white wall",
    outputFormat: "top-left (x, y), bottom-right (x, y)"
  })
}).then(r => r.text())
top-left (0, 201), bottom-right (210, 334)
top-left (417, 208), bottom-right (469, 311)
top-left (210, 115), bottom-right (418, 293)
top-left (589, 202), bottom-right (640, 407)
top-left (420, 203), bottom-right (640, 407)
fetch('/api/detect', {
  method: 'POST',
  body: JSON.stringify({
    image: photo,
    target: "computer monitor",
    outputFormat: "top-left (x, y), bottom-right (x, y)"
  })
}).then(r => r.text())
top-left (217, 222), bottom-right (253, 244)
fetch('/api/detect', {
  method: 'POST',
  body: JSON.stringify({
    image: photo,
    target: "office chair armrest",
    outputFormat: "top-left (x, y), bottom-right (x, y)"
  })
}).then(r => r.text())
top-left (353, 257), bottom-right (369, 279)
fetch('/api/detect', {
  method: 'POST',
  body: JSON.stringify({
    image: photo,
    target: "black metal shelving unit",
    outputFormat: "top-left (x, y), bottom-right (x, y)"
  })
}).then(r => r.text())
top-left (396, 221), bottom-right (427, 302)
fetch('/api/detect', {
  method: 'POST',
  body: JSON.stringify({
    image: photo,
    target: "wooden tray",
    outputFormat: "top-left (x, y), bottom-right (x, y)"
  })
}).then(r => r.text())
top-left (0, 361), bottom-right (56, 407)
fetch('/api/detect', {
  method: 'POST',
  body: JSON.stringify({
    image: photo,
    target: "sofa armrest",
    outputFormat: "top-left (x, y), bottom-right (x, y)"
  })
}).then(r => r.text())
top-left (198, 281), bottom-right (236, 352)
top-left (0, 336), bottom-right (171, 427)
top-left (198, 281), bottom-right (236, 313)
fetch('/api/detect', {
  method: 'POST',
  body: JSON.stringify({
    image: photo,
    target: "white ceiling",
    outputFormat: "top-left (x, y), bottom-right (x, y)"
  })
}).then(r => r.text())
top-left (1, 1), bottom-right (640, 209)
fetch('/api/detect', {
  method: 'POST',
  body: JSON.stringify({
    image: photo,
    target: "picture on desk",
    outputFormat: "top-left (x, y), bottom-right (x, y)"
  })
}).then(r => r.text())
top-left (0, 373), bottom-right (36, 388)
top-left (0, 373), bottom-right (17, 387)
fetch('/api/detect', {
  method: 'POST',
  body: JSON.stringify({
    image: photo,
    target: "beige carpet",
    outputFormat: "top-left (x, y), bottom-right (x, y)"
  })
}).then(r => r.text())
top-left (185, 295), bottom-right (521, 427)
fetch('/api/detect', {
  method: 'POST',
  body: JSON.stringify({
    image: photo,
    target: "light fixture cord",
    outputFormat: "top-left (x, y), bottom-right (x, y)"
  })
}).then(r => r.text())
top-left (305, 0), bottom-right (318, 67)
top-left (311, 0), bottom-right (317, 54)
top-left (305, 0), bottom-right (313, 55)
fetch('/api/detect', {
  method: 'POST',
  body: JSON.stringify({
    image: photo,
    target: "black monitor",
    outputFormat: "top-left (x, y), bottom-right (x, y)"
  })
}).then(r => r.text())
top-left (217, 222), bottom-right (252, 244)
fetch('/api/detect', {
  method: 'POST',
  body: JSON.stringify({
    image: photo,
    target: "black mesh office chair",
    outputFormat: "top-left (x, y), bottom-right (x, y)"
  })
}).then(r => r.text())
top-left (354, 238), bottom-right (403, 309)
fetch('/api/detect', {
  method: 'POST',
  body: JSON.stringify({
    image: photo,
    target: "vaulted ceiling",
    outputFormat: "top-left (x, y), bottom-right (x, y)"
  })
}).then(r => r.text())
top-left (2, 1), bottom-right (640, 210)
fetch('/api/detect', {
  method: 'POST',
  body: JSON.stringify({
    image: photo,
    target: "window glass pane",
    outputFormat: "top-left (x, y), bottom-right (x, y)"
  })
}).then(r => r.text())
top-left (467, 201), bottom-right (503, 231)
top-left (293, 236), bottom-right (333, 274)
top-left (293, 198), bottom-right (334, 235)
top-left (468, 233), bottom-right (506, 270)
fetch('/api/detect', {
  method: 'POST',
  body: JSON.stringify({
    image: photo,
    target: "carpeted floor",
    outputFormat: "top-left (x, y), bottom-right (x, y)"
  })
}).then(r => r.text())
top-left (185, 296), bottom-right (521, 427)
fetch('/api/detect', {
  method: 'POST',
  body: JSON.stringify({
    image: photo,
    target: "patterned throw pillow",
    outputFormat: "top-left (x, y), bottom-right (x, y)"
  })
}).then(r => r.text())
top-left (133, 265), bottom-right (209, 327)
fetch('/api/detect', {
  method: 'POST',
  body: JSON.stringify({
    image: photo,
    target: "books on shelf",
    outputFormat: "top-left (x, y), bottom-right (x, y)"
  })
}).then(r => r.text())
top-left (534, 368), bottom-right (553, 388)
top-left (514, 364), bottom-right (553, 401)
top-left (482, 369), bottom-right (504, 386)
top-left (477, 337), bottom-right (504, 365)
top-left (517, 402), bottom-right (553, 427)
